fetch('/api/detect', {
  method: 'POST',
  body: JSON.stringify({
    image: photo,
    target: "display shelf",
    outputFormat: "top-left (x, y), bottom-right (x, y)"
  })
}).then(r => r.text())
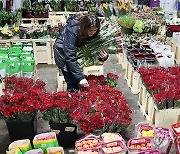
top-left (83, 65), bottom-right (104, 76)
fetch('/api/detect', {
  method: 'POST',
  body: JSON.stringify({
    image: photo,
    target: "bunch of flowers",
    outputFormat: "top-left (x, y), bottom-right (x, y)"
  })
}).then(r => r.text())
top-left (0, 76), bottom-right (46, 122)
top-left (139, 67), bottom-right (180, 109)
top-left (106, 73), bottom-right (119, 88)
top-left (71, 75), bottom-right (132, 134)
top-left (116, 0), bottom-right (137, 16)
top-left (40, 92), bottom-right (73, 124)
top-left (77, 22), bottom-right (122, 67)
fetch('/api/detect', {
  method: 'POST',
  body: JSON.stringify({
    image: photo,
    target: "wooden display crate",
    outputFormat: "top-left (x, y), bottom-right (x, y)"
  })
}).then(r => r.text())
top-left (83, 65), bottom-right (103, 76)
top-left (125, 61), bottom-right (140, 94)
top-left (138, 86), bottom-right (180, 129)
top-left (0, 82), bottom-right (4, 96)
top-left (57, 73), bottom-right (67, 91)
top-left (176, 45), bottom-right (180, 64)
top-left (48, 15), bottom-right (67, 25)
top-left (32, 39), bottom-right (52, 64)
top-left (167, 38), bottom-right (172, 46)
top-left (21, 18), bottom-right (35, 27)
top-left (0, 39), bottom-right (11, 47)
top-left (121, 49), bottom-right (127, 69)
top-left (50, 39), bottom-right (56, 64)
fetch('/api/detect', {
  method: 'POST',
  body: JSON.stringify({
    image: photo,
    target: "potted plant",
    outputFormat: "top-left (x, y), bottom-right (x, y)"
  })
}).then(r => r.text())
top-left (117, 15), bottom-right (135, 35)
top-left (0, 76), bottom-right (46, 142)
top-left (23, 0), bottom-right (34, 18)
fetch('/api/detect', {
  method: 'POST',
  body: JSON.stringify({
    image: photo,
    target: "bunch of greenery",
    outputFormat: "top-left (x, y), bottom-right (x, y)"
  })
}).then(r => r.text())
top-left (117, 15), bottom-right (135, 28)
top-left (77, 23), bottom-right (121, 67)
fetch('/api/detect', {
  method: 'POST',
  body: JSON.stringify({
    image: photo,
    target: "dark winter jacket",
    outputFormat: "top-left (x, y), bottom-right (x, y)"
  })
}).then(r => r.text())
top-left (53, 15), bottom-right (85, 82)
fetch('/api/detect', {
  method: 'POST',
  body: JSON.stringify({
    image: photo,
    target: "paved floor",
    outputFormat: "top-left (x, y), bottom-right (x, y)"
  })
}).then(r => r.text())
top-left (0, 54), bottom-right (175, 153)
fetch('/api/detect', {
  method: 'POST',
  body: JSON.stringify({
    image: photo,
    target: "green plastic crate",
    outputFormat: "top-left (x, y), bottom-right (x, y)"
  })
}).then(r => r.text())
top-left (21, 58), bottom-right (35, 73)
top-left (6, 59), bottom-right (21, 76)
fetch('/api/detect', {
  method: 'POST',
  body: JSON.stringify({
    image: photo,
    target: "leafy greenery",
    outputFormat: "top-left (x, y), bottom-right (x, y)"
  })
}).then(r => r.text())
top-left (77, 24), bottom-right (120, 67)
top-left (117, 15), bottom-right (135, 28)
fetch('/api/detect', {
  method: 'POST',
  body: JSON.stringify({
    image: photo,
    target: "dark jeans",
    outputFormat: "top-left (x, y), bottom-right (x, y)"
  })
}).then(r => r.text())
top-left (61, 70), bottom-right (79, 92)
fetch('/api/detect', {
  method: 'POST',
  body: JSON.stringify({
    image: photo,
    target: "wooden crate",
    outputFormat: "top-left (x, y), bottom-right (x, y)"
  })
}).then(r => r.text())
top-left (172, 42), bottom-right (177, 54)
top-left (48, 15), bottom-right (67, 26)
top-left (167, 38), bottom-right (172, 46)
top-left (21, 18), bottom-right (35, 27)
top-left (117, 52), bottom-right (123, 65)
top-left (57, 73), bottom-right (67, 91)
top-left (50, 39), bottom-right (56, 64)
top-left (130, 69), bottom-right (141, 94)
top-left (0, 39), bottom-right (11, 47)
top-left (32, 39), bottom-right (52, 64)
top-left (176, 45), bottom-right (180, 64)
top-left (0, 82), bottom-right (4, 96)
top-left (83, 65), bottom-right (103, 76)
top-left (121, 49), bottom-right (127, 69)
top-left (151, 107), bottom-right (180, 129)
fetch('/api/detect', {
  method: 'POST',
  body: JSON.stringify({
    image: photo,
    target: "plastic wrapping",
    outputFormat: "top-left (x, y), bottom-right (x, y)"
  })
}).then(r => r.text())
top-left (75, 135), bottom-right (100, 153)
top-left (136, 124), bottom-right (155, 138)
top-left (152, 127), bottom-right (173, 154)
top-left (138, 149), bottom-right (160, 154)
top-left (24, 149), bottom-right (43, 154)
top-left (46, 147), bottom-right (64, 154)
top-left (6, 148), bottom-right (22, 154)
top-left (127, 138), bottom-right (152, 154)
top-left (8, 139), bottom-right (32, 153)
top-left (33, 132), bottom-right (59, 152)
top-left (171, 122), bottom-right (180, 154)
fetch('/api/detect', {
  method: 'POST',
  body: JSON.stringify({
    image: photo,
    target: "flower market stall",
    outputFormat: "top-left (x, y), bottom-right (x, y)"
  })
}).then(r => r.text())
top-left (0, 0), bottom-right (180, 153)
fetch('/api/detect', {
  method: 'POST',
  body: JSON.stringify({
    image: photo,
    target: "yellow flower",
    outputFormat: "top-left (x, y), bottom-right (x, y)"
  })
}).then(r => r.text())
top-left (125, 7), bottom-right (128, 12)
top-left (14, 27), bottom-right (19, 32)
top-left (103, 3), bottom-right (109, 9)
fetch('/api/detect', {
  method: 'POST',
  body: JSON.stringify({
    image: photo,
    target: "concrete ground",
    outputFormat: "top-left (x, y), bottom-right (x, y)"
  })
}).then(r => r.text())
top-left (0, 54), bottom-right (175, 153)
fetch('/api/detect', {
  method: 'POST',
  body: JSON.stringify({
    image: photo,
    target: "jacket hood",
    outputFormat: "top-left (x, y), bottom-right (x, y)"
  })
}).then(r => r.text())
top-left (66, 15), bottom-right (79, 27)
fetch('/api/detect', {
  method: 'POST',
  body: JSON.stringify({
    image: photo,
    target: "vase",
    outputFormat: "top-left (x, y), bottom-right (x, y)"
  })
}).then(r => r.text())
top-left (6, 121), bottom-right (35, 142)
top-left (50, 123), bottom-right (77, 147)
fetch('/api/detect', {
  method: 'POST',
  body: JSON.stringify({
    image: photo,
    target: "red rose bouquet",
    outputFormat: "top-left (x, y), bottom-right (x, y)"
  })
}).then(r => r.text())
top-left (70, 76), bottom-right (132, 134)
top-left (0, 76), bottom-right (46, 122)
top-left (139, 66), bottom-right (180, 109)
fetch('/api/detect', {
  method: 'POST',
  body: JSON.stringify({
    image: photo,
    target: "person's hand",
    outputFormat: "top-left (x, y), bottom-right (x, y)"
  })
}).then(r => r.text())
top-left (79, 79), bottom-right (89, 87)
top-left (99, 49), bottom-right (109, 60)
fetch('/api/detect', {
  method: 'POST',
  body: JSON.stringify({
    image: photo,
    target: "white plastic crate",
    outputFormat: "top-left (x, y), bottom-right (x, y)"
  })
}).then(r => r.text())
top-left (48, 15), bottom-right (67, 25)
top-left (21, 18), bottom-right (35, 27)
top-left (32, 39), bottom-right (52, 64)
top-left (83, 65), bottom-right (103, 76)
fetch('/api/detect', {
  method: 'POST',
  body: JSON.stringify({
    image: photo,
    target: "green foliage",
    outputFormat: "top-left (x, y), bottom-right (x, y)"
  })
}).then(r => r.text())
top-left (77, 24), bottom-right (120, 67)
top-left (118, 15), bottom-right (135, 28)
top-left (50, 0), bottom-right (62, 12)
top-left (133, 20), bottom-right (144, 33)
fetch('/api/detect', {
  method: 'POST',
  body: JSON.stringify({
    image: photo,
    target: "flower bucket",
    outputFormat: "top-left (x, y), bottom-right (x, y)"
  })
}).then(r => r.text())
top-left (121, 27), bottom-right (133, 35)
top-left (6, 121), bottom-right (35, 142)
top-left (50, 123), bottom-right (77, 147)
